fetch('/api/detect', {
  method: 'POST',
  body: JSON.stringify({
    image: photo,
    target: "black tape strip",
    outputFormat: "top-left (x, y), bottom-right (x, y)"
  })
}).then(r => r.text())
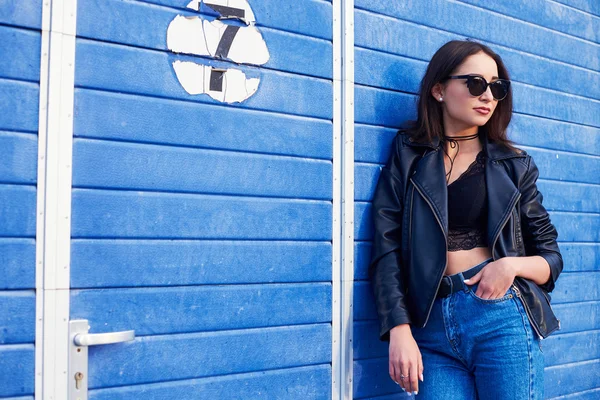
top-left (209, 69), bottom-right (225, 92)
top-left (215, 25), bottom-right (240, 59)
top-left (204, 4), bottom-right (245, 18)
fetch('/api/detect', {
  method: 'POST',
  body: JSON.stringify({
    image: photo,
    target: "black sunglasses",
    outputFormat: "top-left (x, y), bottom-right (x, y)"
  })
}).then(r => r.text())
top-left (442, 74), bottom-right (510, 101)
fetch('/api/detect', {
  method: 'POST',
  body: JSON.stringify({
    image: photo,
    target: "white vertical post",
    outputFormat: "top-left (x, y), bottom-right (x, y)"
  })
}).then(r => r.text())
top-left (332, 0), bottom-right (342, 396)
top-left (340, 0), bottom-right (355, 397)
top-left (35, 0), bottom-right (78, 398)
top-left (333, 0), bottom-right (355, 399)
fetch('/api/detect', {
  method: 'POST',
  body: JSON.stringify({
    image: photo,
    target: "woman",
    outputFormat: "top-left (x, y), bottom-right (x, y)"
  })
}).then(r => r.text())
top-left (369, 39), bottom-right (563, 399)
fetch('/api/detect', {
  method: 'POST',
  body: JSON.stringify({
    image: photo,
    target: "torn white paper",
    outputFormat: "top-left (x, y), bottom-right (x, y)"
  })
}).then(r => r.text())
top-left (186, 0), bottom-right (256, 24)
top-left (168, 0), bottom-right (267, 103)
top-left (172, 60), bottom-right (260, 103)
top-left (167, 16), bottom-right (269, 65)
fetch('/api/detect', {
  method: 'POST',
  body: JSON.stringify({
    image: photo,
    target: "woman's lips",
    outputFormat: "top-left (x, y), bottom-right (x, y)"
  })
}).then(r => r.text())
top-left (474, 108), bottom-right (490, 115)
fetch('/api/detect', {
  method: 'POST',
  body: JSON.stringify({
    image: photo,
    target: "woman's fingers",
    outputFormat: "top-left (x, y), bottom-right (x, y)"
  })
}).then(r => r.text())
top-left (389, 358), bottom-right (406, 392)
top-left (400, 369), bottom-right (411, 392)
top-left (389, 360), bottom-right (402, 390)
top-left (409, 361), bottom-right (419, 394)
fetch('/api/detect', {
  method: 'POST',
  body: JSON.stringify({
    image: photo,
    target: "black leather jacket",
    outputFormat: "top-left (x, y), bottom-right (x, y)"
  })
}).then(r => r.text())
top-left (369, 130), bottom-right (563, 342)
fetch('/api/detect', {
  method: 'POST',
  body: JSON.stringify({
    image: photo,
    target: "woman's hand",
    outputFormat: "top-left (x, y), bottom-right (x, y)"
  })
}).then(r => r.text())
top-left (389, 324), bottom-right (423, 395)
top-left (463, 258), bottom-right (518, 299)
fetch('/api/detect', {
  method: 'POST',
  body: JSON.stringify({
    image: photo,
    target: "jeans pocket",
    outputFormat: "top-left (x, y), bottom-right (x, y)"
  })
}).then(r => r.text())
top-left (467, 283), bottom-right (513, 303)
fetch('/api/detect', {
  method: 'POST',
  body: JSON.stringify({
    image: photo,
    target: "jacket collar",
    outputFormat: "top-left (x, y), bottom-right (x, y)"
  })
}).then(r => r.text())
top-left (406, 131), bottom-right (525, 256)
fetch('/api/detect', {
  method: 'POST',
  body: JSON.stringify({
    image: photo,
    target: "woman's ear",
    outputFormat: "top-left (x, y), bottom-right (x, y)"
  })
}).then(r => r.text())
top-left (431, 82), bottom-right (444, 102)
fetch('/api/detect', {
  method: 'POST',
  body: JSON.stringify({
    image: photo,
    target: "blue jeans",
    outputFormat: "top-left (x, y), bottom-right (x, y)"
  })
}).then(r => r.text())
top-left (408, 257), bottom-right (545, 399)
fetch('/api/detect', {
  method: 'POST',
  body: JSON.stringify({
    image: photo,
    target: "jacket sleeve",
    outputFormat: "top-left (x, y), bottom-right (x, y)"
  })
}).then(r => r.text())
top-left (520, 155), bottom-right (564, 293)
top-left (368, 134), bottom-right (412, 342)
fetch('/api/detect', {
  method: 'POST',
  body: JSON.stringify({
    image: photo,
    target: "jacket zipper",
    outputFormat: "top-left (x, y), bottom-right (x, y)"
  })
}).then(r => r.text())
top-left (511, 209), bottom-right (517, 249)
top-left (514, 198), bottom-right (522, 248)
top-left (491, 191), bottom-right (521, 262)
top-left (410, 177), bottom-right (448, 328)
top-left (511, 283), bottom-right (544, 340)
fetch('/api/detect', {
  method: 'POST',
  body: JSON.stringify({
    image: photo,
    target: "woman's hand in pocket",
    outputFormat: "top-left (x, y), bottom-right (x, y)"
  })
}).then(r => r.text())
top-left (389, 324), bottom-right (423, 395)
top-left (463, 258), bottom-right (517, 300)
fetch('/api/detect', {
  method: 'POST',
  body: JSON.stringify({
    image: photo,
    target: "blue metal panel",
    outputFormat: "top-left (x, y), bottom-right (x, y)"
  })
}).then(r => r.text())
top-left (353, 201), bottom-right (371, 242)
top-left (84, 324), bottom-right (331, 388)
top-left (76, 0), bottom-right (332, 79)
top-left (545, 362), bottom-right (600, 398)
top-left (74, 89), bottom-right (333, 160)
top-left (354, 125), bottom-right (395, 164)
top-left (71, 283), bottom-right (331, 335)
top-left (72, 138), bottom-right (332, 199)
top-left (0, 26), bottom-right (41, 82)
top-left (71, 189), bottom-right (331, 239)
top-left (89, 365), bottom-right (332, 400)
top-left (0, 239), bottom-right (35, 289)
top-left (0, 291), bottom-right (35, 344)
top-left (353, 358), bottom-right (397, 398)
top-left (136, 0), bottom-right (333, 40)
top-left (74, 39), bottom-right (332, 119)
top-left (71, 240), bottom-right (331, 287)
top-left (0, 80), bottom-right (39, 132)
top-left (353, 281), bottom-right (375, 322)
top-left (354, 162), bottom-right (378, 202)
top-left (0, 131), bottom-right (37, 184)
top-left (0, 344), bottom-right (35, 397)
top-left (69, 0), bottom-right (334, 396)
top-left (353, 320), bottom-right (385, 360)
top-left (355, 0), bottom-right (599, 72)
top-left (74, 89), bottom-right (333, 159)
top-left (553, 0), bottom-right (600, 17)
top-left (354, 241), bottom-right (371, 280)
top-left (1, 4), bottom-right (40, 400)
top-left (459, 0), bottom-right (600, 43)
top-left (355, 85), bottom-right (415, 127)
top-left (0, 0), bottom-right (42, 29)
top-left (0, 186), bottom-right (36, 237)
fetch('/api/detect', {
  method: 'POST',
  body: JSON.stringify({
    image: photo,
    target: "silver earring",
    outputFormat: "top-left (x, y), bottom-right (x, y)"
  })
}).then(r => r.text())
top-left (439, 97), bottom-right (443, 101)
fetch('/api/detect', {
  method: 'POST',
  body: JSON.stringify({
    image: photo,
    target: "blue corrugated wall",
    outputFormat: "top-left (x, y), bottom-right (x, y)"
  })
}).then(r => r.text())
top-left (353, 1), bottom-right (600, 399)
top-left (68, 0), bottom-right (334, 398)
top-left (0, 1), bottom-right (40, 398)
top-left (1, 0), bottom-right (599, 399)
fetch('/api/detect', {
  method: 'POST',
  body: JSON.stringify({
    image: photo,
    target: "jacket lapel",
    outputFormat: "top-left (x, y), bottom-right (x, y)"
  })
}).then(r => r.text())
top-left (406, 132), bottom-right (525, 249)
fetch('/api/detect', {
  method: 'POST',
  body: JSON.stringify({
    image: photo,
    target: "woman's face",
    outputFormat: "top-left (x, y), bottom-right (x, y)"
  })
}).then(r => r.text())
top-left (434, 52), bottom-right (501, 130)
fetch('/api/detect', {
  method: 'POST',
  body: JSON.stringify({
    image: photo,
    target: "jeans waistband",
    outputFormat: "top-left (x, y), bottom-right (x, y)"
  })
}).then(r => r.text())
top-left (436, 257), bottom-right (493, 299)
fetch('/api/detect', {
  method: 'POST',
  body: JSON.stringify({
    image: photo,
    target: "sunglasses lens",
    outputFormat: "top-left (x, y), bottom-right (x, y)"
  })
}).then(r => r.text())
top-left (467, 77), bottom-right (487, 96)
top-left (491, 80), bottom-right (509, 100)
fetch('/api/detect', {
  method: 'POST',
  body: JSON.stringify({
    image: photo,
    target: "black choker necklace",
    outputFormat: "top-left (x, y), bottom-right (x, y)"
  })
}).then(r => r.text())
top-left (441, 132), bottom-right (480, 185)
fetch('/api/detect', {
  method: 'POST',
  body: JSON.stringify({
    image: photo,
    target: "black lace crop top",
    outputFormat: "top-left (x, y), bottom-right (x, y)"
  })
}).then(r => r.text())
top-left (447, 150), bottom-right (488, 251)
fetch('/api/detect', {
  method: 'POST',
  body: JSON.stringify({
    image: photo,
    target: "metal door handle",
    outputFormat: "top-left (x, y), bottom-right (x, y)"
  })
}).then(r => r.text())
top-left (69, 320), bottom-right (136, 400)
top-left (73, 329), bottom-right (135, 346)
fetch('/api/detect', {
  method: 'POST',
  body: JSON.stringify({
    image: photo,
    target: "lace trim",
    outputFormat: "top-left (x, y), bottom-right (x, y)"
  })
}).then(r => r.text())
top-left (448, 150), bottom-right (485, 188)
top-left (448, 227), bottom-right (488, 251)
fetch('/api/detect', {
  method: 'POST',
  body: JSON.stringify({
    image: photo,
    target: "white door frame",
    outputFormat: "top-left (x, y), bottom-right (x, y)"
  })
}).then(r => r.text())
top-left (35, 0), bottom-right (78, 398)
top-left (332, 0), bottom-right (355, 399)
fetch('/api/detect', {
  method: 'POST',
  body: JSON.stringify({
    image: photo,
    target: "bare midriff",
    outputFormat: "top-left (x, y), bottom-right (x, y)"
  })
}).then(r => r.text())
top-left (445, 246), bottom-right (492, 276)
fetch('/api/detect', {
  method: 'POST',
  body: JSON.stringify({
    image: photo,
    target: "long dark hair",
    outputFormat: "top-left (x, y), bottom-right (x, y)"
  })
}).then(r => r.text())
top-left (401, 39), bottom-right (520, 153)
